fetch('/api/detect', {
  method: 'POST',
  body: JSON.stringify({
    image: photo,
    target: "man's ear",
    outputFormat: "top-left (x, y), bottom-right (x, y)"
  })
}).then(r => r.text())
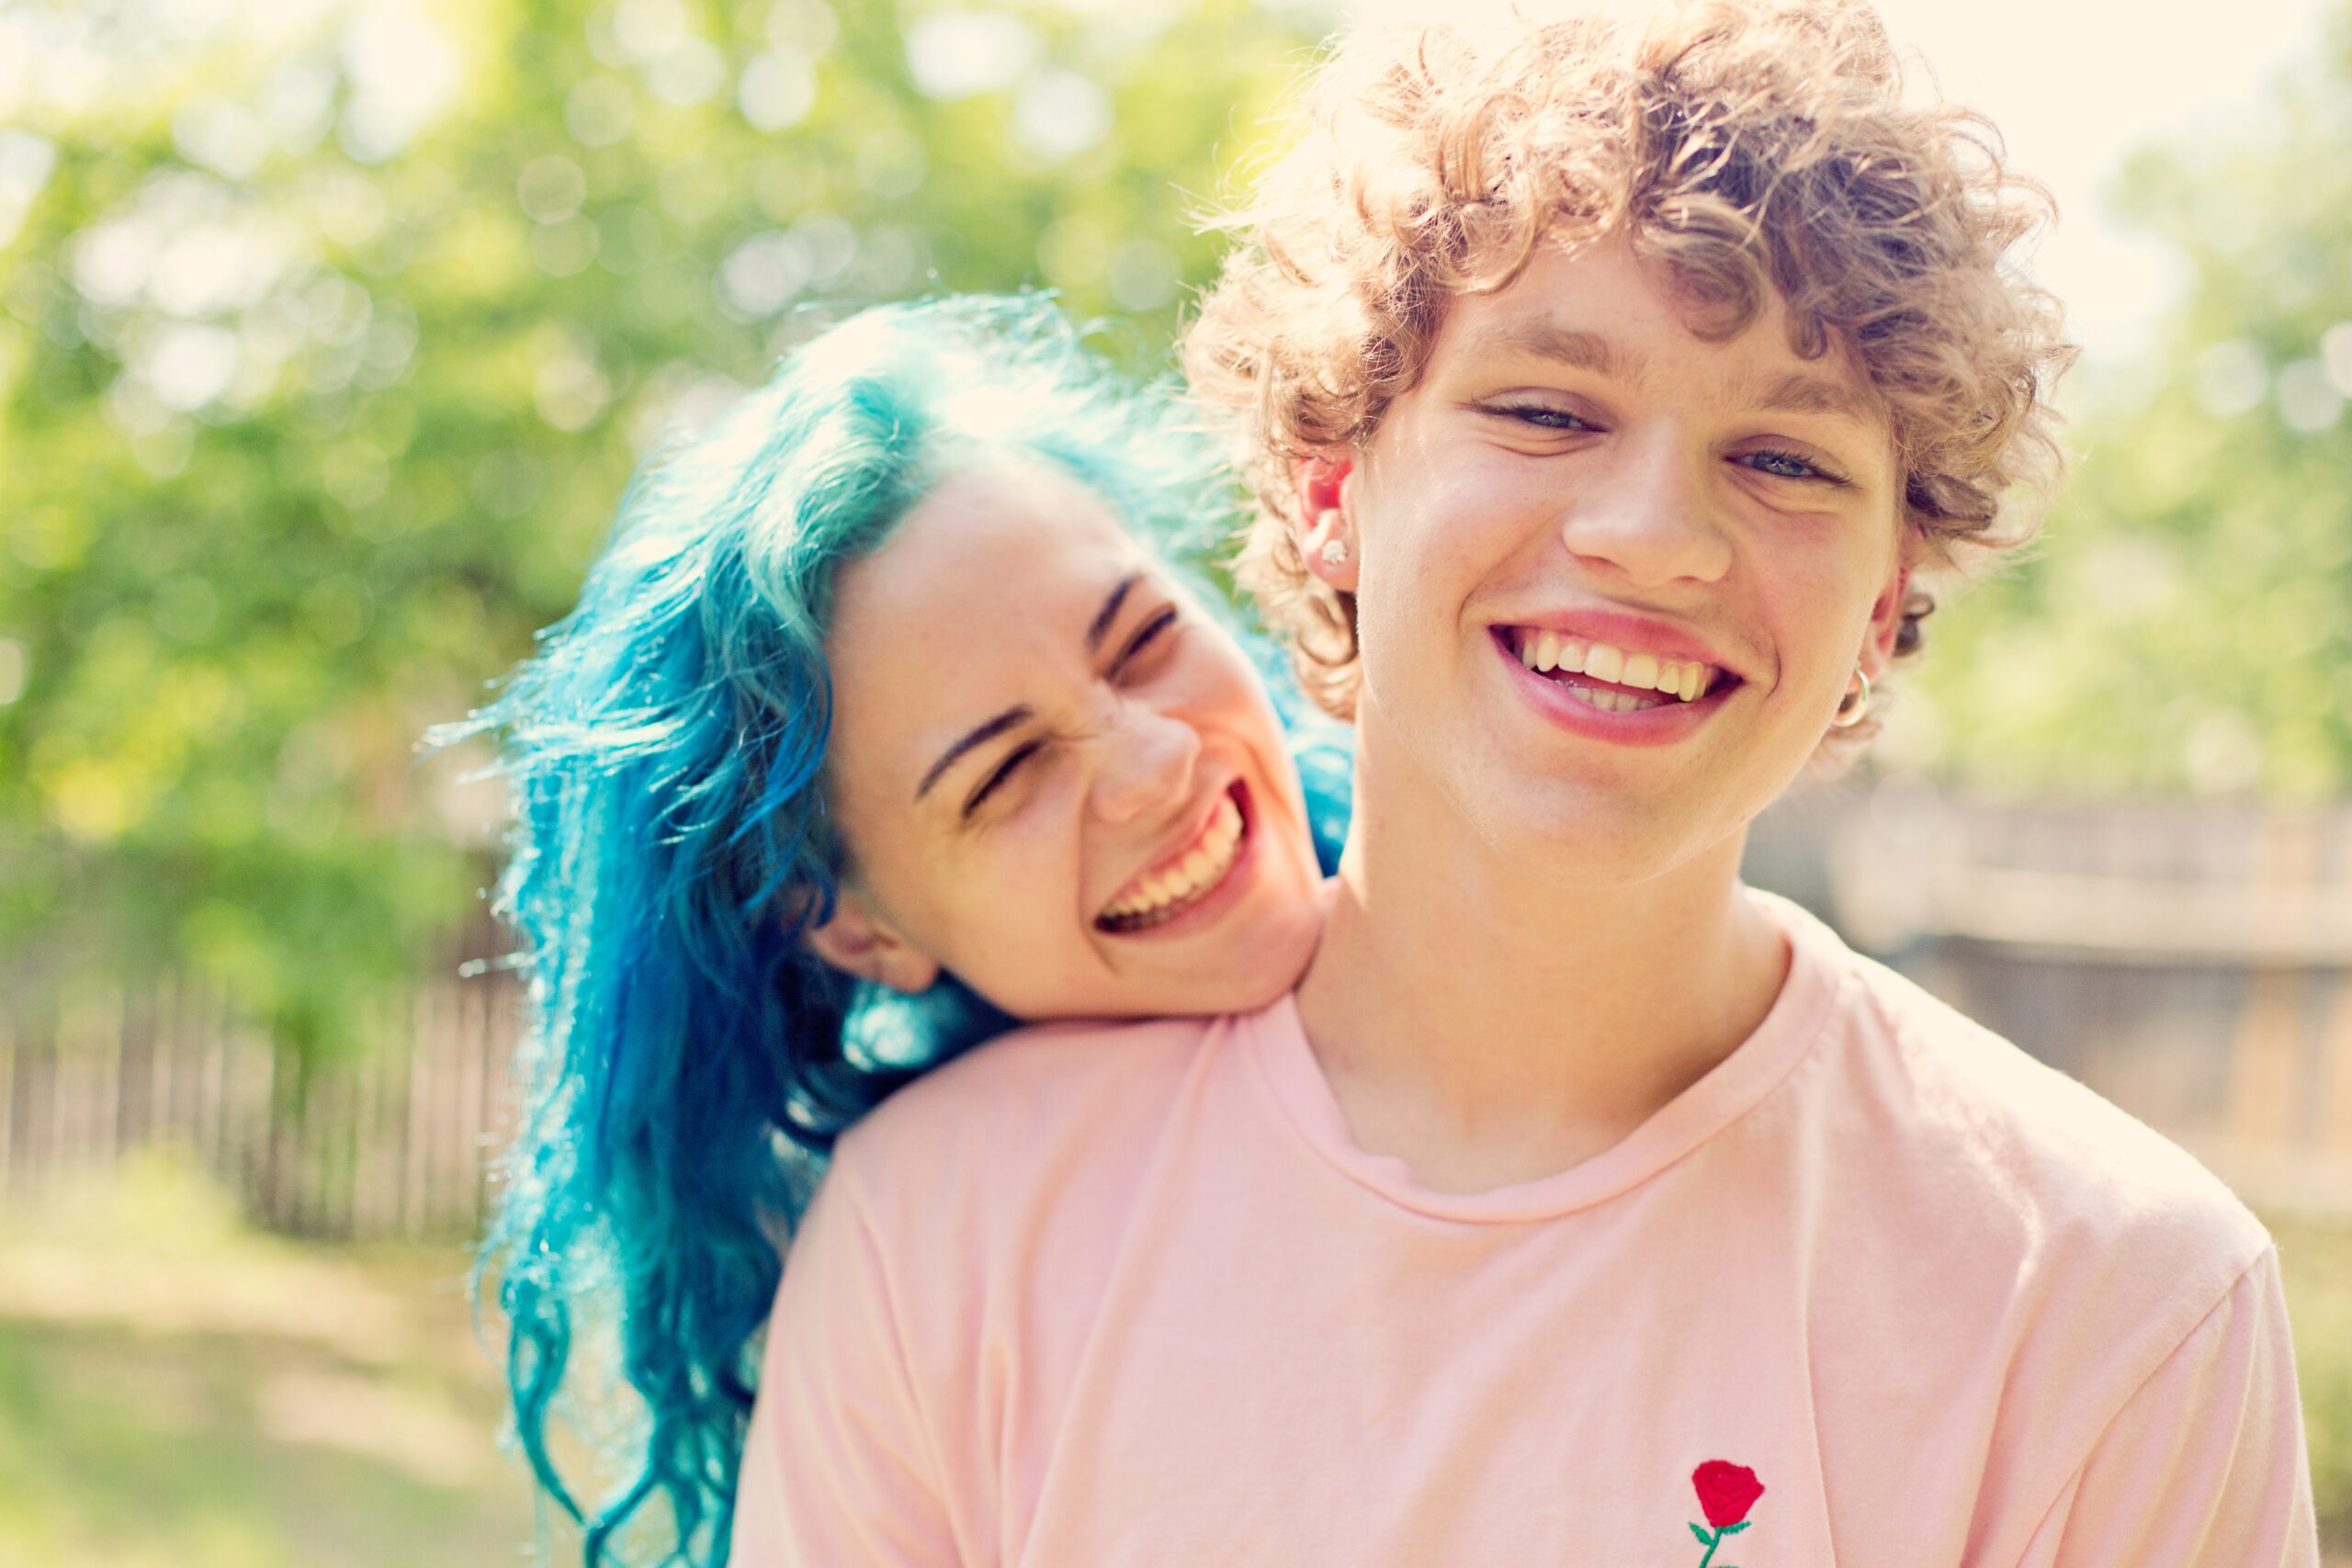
top-left (1290, 453), bottom-right (1357, 592)
top-left (802, 886), bottom-right (941, 995)
top-left (1861, 558), bottom-right (1912, 678)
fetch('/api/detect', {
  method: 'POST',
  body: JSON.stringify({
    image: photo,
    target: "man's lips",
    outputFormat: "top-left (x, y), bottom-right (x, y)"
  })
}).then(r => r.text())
top-left (1495, 627), bottom-right (1742, 743)
top-left (1494, 626), bottom-right (1744, 705)
top-left (1496, 604), bottom-right (1745, 682)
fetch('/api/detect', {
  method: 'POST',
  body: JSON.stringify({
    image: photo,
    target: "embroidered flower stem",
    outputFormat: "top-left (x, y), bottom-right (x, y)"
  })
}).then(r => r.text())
top-left (1689, 1522), bottom-right (1749, 1568)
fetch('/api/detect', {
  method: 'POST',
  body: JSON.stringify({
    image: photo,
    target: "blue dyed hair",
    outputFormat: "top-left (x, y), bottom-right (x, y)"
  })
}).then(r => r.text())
top-left (436, 297), bottom-right (1350, 1568)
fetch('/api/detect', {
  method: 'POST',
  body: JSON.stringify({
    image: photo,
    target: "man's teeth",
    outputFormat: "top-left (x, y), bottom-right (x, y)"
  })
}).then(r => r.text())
top-left (1564, 685), bottom-right (1661, 714)
top-left (1514, 629), bottom-right (1714, 703)
top-left (1102, 795), bottom-right (1246, 922)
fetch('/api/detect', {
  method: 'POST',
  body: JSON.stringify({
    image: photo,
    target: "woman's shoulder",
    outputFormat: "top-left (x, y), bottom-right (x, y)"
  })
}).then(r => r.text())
top-left (825, 1010), bottom-right (1228, 1216)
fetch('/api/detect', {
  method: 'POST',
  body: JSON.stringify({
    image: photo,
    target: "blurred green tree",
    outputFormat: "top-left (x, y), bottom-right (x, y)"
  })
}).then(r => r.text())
top-left (1907, 0), bottom-right (2352, 800)
top-left (0, 0), bottom-right (1320, 1059)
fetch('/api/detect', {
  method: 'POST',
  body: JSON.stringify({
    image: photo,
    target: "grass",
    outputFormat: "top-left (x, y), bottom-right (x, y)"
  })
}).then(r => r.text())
top-left (3, 1151), bottom-right (2348, 1564)
top-left (0, 1151), bottom-right (539, 1568)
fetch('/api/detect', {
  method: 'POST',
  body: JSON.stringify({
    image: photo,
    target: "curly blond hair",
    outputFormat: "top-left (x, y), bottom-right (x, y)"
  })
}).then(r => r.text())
top-left (1182, 0), bottom-right (2076, 758)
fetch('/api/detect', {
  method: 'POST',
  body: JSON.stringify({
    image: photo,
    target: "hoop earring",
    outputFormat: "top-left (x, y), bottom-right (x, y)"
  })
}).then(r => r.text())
top-left (1830, 667), bottom-right (1871, 729)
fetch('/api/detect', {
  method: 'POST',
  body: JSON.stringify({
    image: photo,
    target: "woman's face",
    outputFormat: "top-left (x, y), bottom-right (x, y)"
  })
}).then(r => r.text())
top-left (1327, 232), bottom-right (1911, 883)
top-left (813, 453), bottom-right (1327, 1021)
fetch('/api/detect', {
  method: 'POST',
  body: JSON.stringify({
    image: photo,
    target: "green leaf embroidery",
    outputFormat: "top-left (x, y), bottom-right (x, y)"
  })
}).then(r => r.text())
top-left (1722, 1521), bottom-right (1750, 1535)
top-left (1690, 1523), bottom-right (1713, 1546)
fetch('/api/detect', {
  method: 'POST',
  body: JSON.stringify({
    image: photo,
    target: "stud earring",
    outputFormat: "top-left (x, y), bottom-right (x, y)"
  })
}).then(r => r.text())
top-left (1313, 508), bottom-right (1350, 569)
top-left (1830, 666), bottom-right (1871, 728)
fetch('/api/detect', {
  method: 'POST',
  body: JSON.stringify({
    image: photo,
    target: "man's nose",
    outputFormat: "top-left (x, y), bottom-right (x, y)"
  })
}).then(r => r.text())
top-left (1556, 429), bottom-right (1734, 587)
top-left (1088, 703), bottom-right (1203, 827)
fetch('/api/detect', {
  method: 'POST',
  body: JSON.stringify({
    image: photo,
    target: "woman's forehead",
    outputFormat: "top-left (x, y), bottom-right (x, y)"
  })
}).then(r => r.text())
top-left (848, 455), bottom-right (1139, 615)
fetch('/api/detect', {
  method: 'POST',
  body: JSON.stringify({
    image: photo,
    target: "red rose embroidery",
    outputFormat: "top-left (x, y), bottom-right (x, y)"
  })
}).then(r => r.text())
top-left (1686, 1461), bottom-right (1763, 1566)
top-left (1692, 1461), bottom-right (1764, 1528)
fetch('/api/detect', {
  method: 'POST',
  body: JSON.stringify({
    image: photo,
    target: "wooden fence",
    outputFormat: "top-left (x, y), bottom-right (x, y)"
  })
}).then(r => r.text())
top-left (6, 784), bottom-right (2352, 1239)
top-left (0, 962), bottom-right (520, 1240)
top-left (1770, 780), bottom-right (2352, 1217)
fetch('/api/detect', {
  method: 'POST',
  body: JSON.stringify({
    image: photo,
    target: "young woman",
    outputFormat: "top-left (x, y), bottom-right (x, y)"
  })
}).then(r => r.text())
top-left (735, 4), bottom-right (2319, 1564)
top-left (443, 295), bottom-right (1339, 1567)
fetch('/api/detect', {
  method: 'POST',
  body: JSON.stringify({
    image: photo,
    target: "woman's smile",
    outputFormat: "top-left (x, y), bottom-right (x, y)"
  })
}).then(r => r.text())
top-left (820, 455), bottom-right (1328, 1020)
top-left (1097, 779), bottom-right (1255, 932)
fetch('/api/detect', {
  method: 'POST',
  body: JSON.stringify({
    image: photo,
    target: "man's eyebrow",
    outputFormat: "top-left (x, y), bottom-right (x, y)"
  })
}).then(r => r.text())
top-left (915, 705), bottom-right (1034, 803)
top-left (1469, 321), bottom-right (1641, 380)
top-left (1747, 370), bottom-right (1879, 427)
top-left (1086, 572), bottom-right (1140, 655)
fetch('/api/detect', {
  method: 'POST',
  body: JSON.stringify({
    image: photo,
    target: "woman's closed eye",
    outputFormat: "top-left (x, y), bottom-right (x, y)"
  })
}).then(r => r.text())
top-left (960, 604), bottom-right (1184, 822)
top-left (961, 607), bottom-right (1182, 820)
top-left (1109, 604), bottom-right (1180, 677)
top-left (964, 739), bottom-right (1042, 818)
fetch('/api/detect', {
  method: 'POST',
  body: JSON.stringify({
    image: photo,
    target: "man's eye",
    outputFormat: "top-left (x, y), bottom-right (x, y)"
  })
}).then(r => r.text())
top-left (1110, 606), bottom-right (1180, 677)
top-left (1736, 448), bottom-right (1849, 485)
top-left (1487, 402), bottom-right (1593, 433)
top-left (964, 740), bottom-right (1041, 818)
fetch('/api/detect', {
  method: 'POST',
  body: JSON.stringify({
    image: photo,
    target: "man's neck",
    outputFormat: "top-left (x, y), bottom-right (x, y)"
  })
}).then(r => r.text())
top-left (1293, 754), bottom-right (1790, 1196)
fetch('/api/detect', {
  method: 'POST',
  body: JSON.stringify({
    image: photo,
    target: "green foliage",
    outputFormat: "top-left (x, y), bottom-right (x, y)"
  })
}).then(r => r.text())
top-left (0, 0), bottom-right (1319, 1060)
top-left (1910, 0), bottom-right (2352, 799)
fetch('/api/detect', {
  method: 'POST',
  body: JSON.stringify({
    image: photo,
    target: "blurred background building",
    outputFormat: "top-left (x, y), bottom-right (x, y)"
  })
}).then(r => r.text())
top-left (2, 0), bottom-right (2349, 1562)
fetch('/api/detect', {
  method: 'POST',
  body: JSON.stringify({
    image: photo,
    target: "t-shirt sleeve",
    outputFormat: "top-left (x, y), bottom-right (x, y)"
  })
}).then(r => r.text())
top-left (728, 1165), bottom-right (964, 1567)
top-left (2019, 1247), bottom-right (2319, 1568)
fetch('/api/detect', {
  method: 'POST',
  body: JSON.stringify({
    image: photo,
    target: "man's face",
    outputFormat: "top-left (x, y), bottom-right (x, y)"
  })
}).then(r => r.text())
top-left (820, 455), bottom-right (1327, 1020)
top-left (1332, 232), bottom-right (1908, 883)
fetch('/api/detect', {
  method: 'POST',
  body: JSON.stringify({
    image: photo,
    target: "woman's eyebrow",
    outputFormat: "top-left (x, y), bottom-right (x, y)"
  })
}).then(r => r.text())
top-left (915, 705), bottom-right (1034, 802)
top-left (1085, 572), bottom-right (1141, 653)
top-left (911, 571), bottom-right (1141, 803)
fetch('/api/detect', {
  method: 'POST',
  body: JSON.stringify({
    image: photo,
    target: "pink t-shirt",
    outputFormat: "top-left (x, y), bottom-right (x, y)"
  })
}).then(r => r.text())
top-left (732, 891), bottom-right (2318, 1566)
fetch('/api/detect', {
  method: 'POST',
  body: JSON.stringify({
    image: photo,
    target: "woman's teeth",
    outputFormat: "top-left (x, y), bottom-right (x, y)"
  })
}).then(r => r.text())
top-left (1511, 628), bottom-right (1715, 703)
top-left (1101, 795), bottom-right (1246, 926)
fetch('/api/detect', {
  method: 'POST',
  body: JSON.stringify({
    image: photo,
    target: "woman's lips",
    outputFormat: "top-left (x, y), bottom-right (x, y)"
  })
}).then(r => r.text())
top-left (1096, 781), bottom-right (1254, 934)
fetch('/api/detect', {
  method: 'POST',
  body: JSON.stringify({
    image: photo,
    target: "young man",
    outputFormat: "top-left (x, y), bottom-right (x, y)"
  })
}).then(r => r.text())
top-left (732, 6), bottom-right (2319, 1563)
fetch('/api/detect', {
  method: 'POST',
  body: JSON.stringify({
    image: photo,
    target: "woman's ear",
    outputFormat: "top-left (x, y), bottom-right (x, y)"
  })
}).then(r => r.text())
top-left (802, 886), bottom-right (942, 994)
top-left (1290, 453), bottom-right (1358, 592)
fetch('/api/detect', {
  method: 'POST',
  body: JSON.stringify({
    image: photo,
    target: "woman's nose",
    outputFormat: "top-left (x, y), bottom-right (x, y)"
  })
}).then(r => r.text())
top-left (1088, 703), bottom-right (1203, 827)
top-left (1558, 432), bottom-right (1733, 587)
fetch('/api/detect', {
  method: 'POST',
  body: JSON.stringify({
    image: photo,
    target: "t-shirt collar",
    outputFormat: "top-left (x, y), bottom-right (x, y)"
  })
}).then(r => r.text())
top-left (1240, 887), bottom-right (1848, 1223)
